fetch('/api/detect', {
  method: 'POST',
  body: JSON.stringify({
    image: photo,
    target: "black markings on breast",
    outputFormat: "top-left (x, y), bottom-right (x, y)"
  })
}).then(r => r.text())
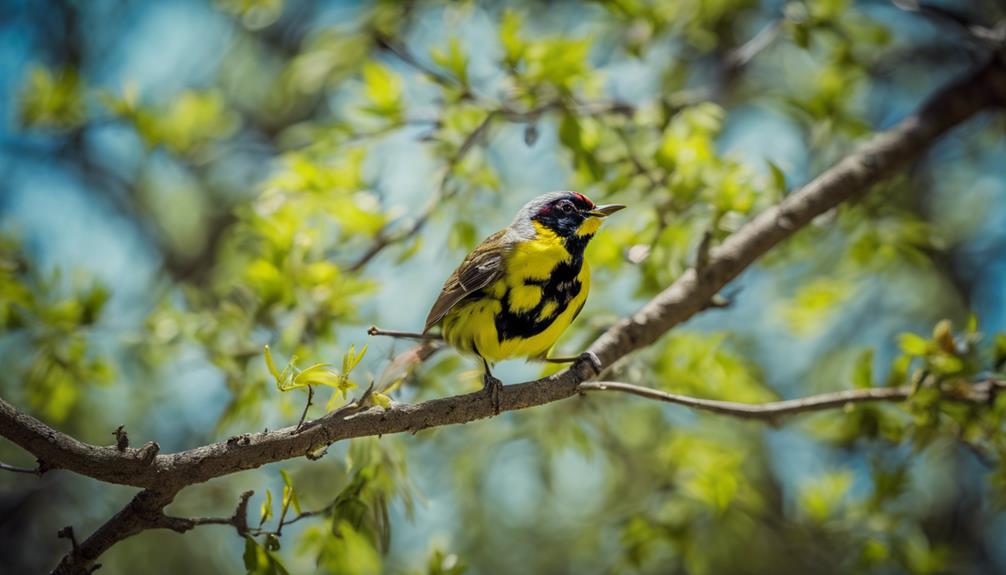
top-left (493, 234), bottom-right (592, 342)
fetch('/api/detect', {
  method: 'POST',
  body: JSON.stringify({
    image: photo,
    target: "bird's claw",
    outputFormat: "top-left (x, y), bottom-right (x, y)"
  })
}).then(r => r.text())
top-left (574, 351), bottom-right (603, 379)
top-left (483, 372), bottom-right (503, 415)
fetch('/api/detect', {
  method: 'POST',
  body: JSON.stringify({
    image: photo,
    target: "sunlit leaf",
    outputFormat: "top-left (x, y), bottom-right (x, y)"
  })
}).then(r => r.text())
top-left (898, 333), bottom-right (929, 357)
top-left (259, 489), bottom-right (273, 527)
top-left (280, 469), bottom-right (302, 515)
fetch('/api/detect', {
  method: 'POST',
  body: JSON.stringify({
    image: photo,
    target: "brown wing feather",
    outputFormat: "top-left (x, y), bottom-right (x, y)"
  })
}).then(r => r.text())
top-left (424, 229), bottom-right (509, 332)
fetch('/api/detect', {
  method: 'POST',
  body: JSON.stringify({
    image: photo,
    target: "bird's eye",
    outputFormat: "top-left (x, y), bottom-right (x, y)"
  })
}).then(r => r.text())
top-left (558, 200), bottom-right (574, 213)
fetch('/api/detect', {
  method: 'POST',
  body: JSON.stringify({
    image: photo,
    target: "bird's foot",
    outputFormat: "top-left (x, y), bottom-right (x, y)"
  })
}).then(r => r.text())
top-left (574, 351), bottom-right (603, 379)
top-left (483, 372), bottom-right (503, 415)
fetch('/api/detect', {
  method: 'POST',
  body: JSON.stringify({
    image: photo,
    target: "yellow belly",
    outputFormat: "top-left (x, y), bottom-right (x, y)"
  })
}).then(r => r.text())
top-left (440, 227), bottom-right (591, 363)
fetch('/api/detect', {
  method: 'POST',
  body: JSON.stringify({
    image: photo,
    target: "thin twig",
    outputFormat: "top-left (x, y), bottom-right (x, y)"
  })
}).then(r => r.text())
top-left (578, 381), bottom-right (912, 420)
top-left (578, 378), bottom-right (1006, 420)
top-left (158, 490), bottom-right (253, 535)
top-left (368, 326), bottom-right (443, 341)
top-left (274, 486), bottom-right (294, 537)
top-left (244, 499), bottom-right (336, 538)
top-left (0, 461), bottom-right (43, 475)
top-left (295, 386), bottom-right (314, 433)
top-left (375, 34), bottom-right (460, 88)
top-left (280, 501), bottom-right (335, 527)
top-left (725, 19), bottom-right (783, 70)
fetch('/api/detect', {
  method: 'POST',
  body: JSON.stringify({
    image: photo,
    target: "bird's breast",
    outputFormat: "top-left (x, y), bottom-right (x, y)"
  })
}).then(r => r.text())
top-left (492, 235), bottom-right (589, 343)
top-left (439, 223), bottom-right (594, 362)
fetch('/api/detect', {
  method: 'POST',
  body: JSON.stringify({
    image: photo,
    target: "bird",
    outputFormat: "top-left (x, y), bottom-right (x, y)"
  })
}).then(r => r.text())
top-left (423, 191), bottom-right (624, 413)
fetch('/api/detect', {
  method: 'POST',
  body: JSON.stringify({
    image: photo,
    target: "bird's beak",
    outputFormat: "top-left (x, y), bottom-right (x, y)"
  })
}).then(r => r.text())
top-left (587, 204), bottom-right (626, 218)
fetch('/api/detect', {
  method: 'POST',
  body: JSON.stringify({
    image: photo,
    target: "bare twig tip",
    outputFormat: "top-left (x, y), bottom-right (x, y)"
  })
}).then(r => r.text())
top-left (0, 460), bottom-right (45, 476)
top-left (113, 425), bottom-right (128, 451)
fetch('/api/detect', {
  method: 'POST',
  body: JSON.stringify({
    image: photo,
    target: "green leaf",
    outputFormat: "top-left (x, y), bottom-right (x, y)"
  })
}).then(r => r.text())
top-left (448, 220), bottom-right (478, 251)
top-left (265, 346), bottom-right (363, 395)
top-left (18, 66), bottom-right (85, 129)
top-left (965, 313), bottom-right (978, 335)
top-left (280, 469), bottom-right (301, 515)
top-left (558, 114), bottom-right (582, 153)
top-left (293, 363), bottom-right (338, 388)
top-left (994, 334), bottom-right (1006, 371)
top-left (766, 160), bottom-right (787, 195)
top-left (259, 489), bottom-right (273, 527)
top-left (886, 354), bottom-right (911, 387)
top-left (852, 349), bottom-right (874, 389)
top-left (932, 319), bottom-right (955, 354)
top-left (430, 38), bottom-right (469, 85)
top-left (558, 114), bottom-right (603, 180)
top-left (355, 346), bottom-right (368, 368)
top-left (799, 470), bottom-right (853, 522)
top-left (361, 62), bottom-right (403, 120)
top-left (782, 278), bottom-right (852, 335)
top-left (243, 536), bottom-right (260, 571)
top-left (499, 10), bottom-right (525, 65)
top-left (269, 554), bottom-right (291, 575)
top-left (263, 345), bottom-right (282, 381)
top-left (897, 332), bottom-right (929, 356)
top-left (928, 354), bottom-right (963, 375)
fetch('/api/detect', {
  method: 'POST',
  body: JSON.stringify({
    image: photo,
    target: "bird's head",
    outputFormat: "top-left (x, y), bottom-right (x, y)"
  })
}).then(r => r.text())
top-left (516, 191), bottom-right (625, 239)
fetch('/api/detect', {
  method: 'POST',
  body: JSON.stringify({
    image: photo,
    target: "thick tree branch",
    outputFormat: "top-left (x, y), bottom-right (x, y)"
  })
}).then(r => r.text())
top-left (587, 55), bottom-right (1006, 367)
top-left (51, 489), bottom-right (178, 575)
top-left (0, 400), bottom-right (165, 487)
top-left (0, 54), bottom-right (1003, 575)
top-left (51, 489), bottom-right (254, 575)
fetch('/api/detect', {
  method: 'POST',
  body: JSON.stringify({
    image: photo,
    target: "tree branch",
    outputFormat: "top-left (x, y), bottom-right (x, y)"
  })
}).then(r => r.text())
top-left (51, 489), bottom-right (254, 575)
top-left (51, 489), bottom-right (178, 575)
top-left (0, 460), bottom-right (44, 475)
top-left (586, 54), bottom-right (1006, 367)
top-left (157, 490), bottom-right (254, 536)
top-left (724, 18), bottom-right (783, 70)
top-left (578, 379), bottom-right (1005, 421)
top-left (0, 53), bottom-right (1002, 575)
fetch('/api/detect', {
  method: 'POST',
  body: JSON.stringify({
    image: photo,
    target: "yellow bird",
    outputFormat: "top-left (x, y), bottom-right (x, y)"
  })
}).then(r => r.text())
top-left (424, 191), bottom-right (624, 411)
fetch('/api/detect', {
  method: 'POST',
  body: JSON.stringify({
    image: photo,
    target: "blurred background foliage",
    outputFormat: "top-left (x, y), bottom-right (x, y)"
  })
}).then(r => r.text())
top-left (2, 0), bottom-right (1006, 573)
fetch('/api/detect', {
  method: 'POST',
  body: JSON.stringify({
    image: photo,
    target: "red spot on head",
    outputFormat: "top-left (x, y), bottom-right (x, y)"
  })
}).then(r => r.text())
top-left (571, 192), bottom-right (595, 209)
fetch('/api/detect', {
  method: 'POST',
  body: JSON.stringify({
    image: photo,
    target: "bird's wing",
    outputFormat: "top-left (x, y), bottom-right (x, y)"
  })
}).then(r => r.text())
top-left (424, 229), bottom-right (509, 332)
